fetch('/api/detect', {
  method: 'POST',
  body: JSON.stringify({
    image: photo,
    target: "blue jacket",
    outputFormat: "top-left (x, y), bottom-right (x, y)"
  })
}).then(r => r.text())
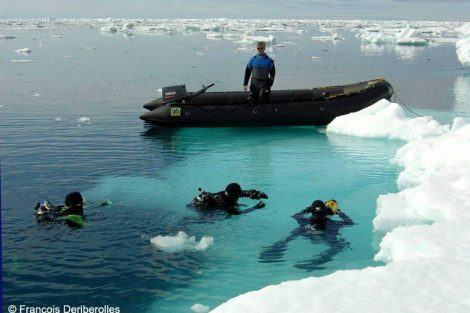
top-left (244, 53), bottom-right (275, 85)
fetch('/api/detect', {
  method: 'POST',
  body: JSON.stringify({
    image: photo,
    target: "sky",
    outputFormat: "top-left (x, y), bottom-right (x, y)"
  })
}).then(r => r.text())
top-left (1, 0), bottom-right (470, 21)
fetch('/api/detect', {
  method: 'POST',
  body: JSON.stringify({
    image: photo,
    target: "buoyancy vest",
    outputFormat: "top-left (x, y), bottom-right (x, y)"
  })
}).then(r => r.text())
top-left (249, 54), bottom-right (273, 81)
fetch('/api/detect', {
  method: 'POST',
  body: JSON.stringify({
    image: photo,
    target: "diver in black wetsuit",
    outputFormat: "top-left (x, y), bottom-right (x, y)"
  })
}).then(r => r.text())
top-left (35, 191), bottom-right (85, 227)
top-left (259, 199), bottom-right (353, 271)
top-left (191, 183), bottom-right (268, 215)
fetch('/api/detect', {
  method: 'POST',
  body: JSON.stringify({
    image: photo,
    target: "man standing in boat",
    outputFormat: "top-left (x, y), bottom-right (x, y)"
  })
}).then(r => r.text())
top-left (243, 41), bottom-right (276, 103)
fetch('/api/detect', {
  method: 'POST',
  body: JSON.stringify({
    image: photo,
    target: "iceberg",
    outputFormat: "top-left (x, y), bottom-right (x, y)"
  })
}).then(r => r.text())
top-left (456, 22), bottom-right (470, 67)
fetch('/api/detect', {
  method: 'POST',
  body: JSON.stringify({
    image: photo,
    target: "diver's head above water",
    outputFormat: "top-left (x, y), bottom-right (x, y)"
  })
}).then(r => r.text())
top-left (224, 183), bottom-right (243, 204)
top-left (309, 200), bottom-right (327, 214)
top-left (64, 191), bottom-right (84, 215)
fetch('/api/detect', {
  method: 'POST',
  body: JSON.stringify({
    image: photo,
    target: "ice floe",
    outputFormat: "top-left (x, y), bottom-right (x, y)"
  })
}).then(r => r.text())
top-left (77, 116), bottom-right (91, 126)
top-left (311, 32), bottom-right (343, 41)
top-left (14, 47), bottom-right (31, 54)
top-left (395, 27), bottom-right (428, 46)
top-left (327, 99), bottom-right (448, 141)
top-left (10, 59), bottom-right (37, 63)
top-left (456, 22), bottom-right (470, 67)
top-left (358, 26), bottom-right (427, 46)
top-left (150, 231), bottom-right (214, 253)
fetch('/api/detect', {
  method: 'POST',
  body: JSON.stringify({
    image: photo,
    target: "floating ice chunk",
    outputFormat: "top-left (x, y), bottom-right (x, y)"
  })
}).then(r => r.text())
top-left (15, 48), bottom-right (32, 54)
top-left (50, 35), bottom-right (62, 39)
top-left (358, 32), bottom-right (395, 44)
top-left (311, 36), bottom-right (332, 41)
top-left (311, 56), bottom-right (320, 60)
top-left (395, 27), bottom-right (427, 46)
top-left (32, 93), bottom-right (41, 97)
top-left (312, 33), bottom-right (342, 41)
top-left (0, 35), bottom-right (16, 39)
top-left (121, 22), bottom-right (134, 31)
top-left (54, 117), bottom-right (62, 121)
top-left (327, 99), bottom-right (448, 141)
top-left (332, 33), bottom-right (343, 41)
top-left (81, 46), bottom-right (97, 50)
top-left (77, 116), bottom-right (91, 125)
top-left (191, 303), bottom-right (210, 313)
top-left (241, 34), bottom-right (275, 44)
top-left (150, 231), bottom-right (214, 253)
top-left (456, 22), bottom-right (470, 67)
top-left (206, 32), bottom-right (223, 40)
top-left (100, 25), bottom-right (118, 33)
top-left (10, 59), bottom-right (37, 63)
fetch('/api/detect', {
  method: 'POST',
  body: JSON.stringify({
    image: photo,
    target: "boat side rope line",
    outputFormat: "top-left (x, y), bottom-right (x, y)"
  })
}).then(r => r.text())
top-left (394, 91), bottom-right (423, 118)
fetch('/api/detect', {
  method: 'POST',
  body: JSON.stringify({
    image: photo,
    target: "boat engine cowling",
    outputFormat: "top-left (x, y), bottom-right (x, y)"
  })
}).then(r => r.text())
top-left (162, 85), bottom-right (188, 102)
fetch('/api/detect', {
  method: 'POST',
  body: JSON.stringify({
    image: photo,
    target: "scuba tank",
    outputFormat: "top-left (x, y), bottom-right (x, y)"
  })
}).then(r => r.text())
top-left (35, 201), bottom-right (84, 227)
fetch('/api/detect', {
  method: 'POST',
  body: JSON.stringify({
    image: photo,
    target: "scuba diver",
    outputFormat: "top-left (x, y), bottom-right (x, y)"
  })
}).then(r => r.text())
top-left (191, 183), bottom-right (268, 215)
top-left (259, 199), bottom-right (354, 271)
top-left (243, 41), bottom-right (275, 103)
top-left (35, 191), bottom-right (85, 227)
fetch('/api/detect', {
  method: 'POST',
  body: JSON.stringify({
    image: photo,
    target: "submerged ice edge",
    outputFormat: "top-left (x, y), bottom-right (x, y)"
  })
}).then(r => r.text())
top-left (210, 101), bottom-right (470, 313)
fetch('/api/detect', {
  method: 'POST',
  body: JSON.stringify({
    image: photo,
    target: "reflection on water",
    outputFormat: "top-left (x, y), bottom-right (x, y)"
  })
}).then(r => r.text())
top-left (454, 74), bottom-right (470, 117)
top-left (360, 42), bottom-right (425, 62)
top-left (394, 45), bottom-right (425, 62)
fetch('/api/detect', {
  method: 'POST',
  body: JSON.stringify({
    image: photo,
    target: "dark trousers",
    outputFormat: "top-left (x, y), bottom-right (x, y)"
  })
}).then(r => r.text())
top-left (249, 79), bottom-right (270, 103)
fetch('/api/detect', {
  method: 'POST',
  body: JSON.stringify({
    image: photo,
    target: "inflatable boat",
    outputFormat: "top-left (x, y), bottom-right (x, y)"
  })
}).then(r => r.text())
top-left (140, 78), bottom-right (393, 127)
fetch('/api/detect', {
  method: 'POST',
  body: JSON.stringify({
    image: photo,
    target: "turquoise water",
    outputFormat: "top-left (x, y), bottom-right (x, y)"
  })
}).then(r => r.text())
top-left (1, 21), bottom-right (467, 312)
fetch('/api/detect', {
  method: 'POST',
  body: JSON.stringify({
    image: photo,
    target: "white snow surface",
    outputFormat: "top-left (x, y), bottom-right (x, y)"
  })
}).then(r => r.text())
top-left (456, 22), bottom-right (470, 67)
top-left (327, 99), bottom-right (448, 141)
top-left (150, 231), bottom-right (214, 253)
top-left (358, 25), bottom-right (427, 46)
top-left (211, 100), bottom-right (470, 313)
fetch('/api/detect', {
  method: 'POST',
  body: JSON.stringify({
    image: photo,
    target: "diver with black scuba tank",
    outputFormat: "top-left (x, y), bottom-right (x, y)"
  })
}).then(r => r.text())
top-left (191, 183), bottom-right (268, 215)
top-left (35, 191), bottom-right (85, 227)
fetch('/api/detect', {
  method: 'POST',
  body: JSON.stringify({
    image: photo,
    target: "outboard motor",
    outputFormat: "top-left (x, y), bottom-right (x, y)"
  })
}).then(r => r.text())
top-left (143, 83), bottom-right (214, 111)
top-left (162, 85), bottom-right (188, 102)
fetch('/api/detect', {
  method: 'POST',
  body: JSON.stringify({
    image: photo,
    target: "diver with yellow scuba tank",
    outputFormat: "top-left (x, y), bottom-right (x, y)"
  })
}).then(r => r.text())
top-left (35, 191), bottom-right (85, 227)
top-left (259, 199), bottom-right (353, 271)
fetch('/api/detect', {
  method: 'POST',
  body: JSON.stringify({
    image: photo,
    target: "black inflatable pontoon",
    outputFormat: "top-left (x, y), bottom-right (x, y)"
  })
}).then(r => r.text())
top-left (140, 78), bottom-right (393, 127)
